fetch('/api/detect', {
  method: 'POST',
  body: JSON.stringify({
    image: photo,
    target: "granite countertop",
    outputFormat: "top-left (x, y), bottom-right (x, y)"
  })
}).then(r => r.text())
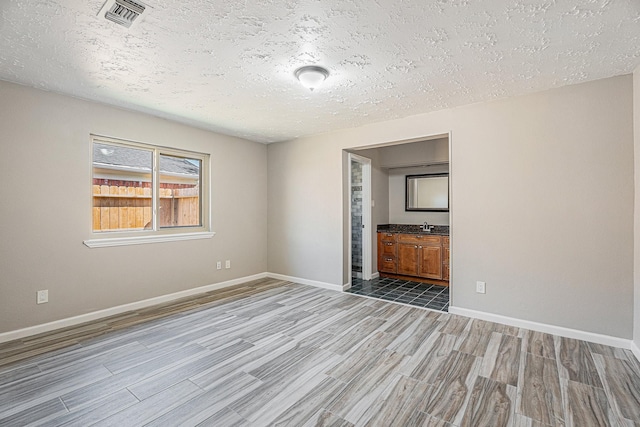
top-left (377, 224), bottom-right (450, 236)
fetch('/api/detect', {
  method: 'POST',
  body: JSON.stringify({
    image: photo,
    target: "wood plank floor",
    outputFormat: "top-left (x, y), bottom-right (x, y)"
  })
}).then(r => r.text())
top-left (1, 277), bottom-right (639, 426)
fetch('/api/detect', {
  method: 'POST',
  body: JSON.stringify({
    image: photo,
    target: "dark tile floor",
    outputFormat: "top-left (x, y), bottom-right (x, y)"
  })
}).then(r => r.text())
top-left (346, 277), bottom-right (449, 312)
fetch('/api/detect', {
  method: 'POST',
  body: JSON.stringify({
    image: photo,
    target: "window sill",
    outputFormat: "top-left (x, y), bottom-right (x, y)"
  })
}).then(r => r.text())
top-left (83, 231), bottom-right (216, 248)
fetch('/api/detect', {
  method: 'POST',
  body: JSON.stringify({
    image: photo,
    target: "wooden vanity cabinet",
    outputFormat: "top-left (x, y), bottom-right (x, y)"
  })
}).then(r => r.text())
top-left (378, 231), bottom-right (449, 284)
top-left (377, 232), bottom-right (397, 274)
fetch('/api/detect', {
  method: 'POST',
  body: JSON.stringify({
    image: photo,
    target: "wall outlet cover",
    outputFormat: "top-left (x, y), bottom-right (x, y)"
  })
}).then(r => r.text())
top-left (225, 260), bottom-right (231, 269)
top-left (37, 290), bottom-right (49, 304)
top-left (476, 281), bottom-right (486, 294)
top-left (216, 261), bottom-right (222, 270)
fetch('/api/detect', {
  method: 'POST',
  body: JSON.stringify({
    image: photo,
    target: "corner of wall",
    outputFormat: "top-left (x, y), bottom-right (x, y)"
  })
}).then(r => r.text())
top-left (634, 66), bottom-right (640, 354)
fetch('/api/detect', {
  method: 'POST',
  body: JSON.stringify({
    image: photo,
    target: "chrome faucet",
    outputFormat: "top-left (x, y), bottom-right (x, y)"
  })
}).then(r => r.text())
top-left (422, 221), bottom-right (435, 232)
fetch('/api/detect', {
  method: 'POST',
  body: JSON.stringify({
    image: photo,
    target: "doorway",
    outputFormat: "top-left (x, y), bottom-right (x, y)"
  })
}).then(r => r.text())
top-left (344, 133), bottom-right (452, 312)
top-left (349, 153), bottom-right (372, 282)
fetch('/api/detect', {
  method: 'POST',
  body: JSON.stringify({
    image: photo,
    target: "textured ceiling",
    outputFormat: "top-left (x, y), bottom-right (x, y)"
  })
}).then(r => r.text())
top-left (1, 0), bottom-right (639, 143)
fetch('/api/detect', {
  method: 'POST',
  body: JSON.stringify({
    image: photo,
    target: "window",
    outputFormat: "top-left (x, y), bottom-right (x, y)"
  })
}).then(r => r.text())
top-left (85, 135), bottom-right (212, 247)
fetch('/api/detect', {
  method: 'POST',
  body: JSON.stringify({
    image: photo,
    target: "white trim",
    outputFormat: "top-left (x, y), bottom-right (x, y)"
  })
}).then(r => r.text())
top-left (84, 231), bottom-right (215, 248)
top-left (362, 156), bottom-right (372, 280)
top-left (631, 341), bottom-right (640, 363)
top-left (266, 273), bottom-right (343, 292)
top-left (448, 306), bottom-right (632, 350)
top-left (371, 272), bottom-right (380, 280)
top-left (90, 133), bottom-right (212, 241)
top-left (354, 133), bottom-right (450, 151)
top-left (347, 155), bottom-right (353, 283)
top-left (0, 272), bottom-right (267, 344)
top-left (5, 269), bottom-right (636, 366)
top-left (447, 131), bottom-right (453, 304)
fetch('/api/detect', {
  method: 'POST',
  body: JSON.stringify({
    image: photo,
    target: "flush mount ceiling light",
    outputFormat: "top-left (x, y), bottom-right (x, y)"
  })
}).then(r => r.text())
top-left (294, 66), bottom-right (329, 91)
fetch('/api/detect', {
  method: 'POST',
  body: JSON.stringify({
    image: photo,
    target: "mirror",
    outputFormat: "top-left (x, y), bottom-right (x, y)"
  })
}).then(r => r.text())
top-left (406, 173), bottom-right (449, 211)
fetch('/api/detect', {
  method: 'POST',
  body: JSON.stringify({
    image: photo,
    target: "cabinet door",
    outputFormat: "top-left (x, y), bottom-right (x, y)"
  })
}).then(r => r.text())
top-left (397, 243), bottom-right (419, 276)
top-left (419, 245), bottom-right (442, 279)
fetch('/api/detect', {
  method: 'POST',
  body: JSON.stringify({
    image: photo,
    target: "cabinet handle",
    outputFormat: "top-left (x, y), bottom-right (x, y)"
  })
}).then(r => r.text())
top-left (414, 245), bottom-right (418, 248)
top-left (419, 246), bottom-right (422, 249)
top-left (386, 242), bottom-right (393, 246)
top-left (385, 258), bottom-right (393, 261)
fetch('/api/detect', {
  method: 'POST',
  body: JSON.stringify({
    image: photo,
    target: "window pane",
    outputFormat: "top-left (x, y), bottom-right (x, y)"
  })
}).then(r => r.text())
top-left (92, 143), bottom-right (153, 232)
top-left (159, 154), bottom-right (201, 228)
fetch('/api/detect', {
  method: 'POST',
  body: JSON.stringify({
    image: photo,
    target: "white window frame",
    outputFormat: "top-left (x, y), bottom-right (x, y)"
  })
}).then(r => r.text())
top-left (84, 135), bottom-right (214, 248)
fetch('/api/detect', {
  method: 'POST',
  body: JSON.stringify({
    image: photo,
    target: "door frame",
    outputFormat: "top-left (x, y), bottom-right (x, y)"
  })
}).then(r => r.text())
top-left (348, 153), bottom-right (372, 283)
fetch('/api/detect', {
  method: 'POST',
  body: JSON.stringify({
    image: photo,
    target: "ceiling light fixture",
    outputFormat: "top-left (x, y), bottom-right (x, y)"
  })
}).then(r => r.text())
top-left (295, 66), bottom-right (329, 91)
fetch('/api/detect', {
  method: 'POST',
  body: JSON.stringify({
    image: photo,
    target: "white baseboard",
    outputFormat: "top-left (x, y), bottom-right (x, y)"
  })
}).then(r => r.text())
top-left (370, 272), bottom-right (380, 279)
top-left (0, 273), bottom-right (268, 344)
top-left (631, 341), bottom-right (640, 362)
top-left (266, 273), bottom-right (343, 292)
top-left (448, 306), bottom-right (632, 350)
top-left (6, 273), bottom-right (636, 365)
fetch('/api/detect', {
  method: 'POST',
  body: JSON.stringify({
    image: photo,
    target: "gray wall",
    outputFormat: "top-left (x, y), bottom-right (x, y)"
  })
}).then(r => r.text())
top-left (267, 75), bottom-right (634, 338)
top-left (634, 66), bottom-right (640, 349)
top-left (0, 81), bottom-right (268, 334)
top-left (388, 164), bottom-right (450, 225)
top-left (377, 138), bottom-right (449, 168)
top-left (2, 74), bottom-right (634, 341)
top-left (358, 138), bottom-right (450, 226)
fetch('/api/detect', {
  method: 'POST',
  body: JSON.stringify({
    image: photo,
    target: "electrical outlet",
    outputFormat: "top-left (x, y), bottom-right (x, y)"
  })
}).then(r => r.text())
top-left (225, 260), bottom-right (231, 269)
top-left (216, 261), bottom-right (222, 270)
top-left (37, 290), bottom-right (48, 304)
top-left (476, 281), bottom-right (486, 294)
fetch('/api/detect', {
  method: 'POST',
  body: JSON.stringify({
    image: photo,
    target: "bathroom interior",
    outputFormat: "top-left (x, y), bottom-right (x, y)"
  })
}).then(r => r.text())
top-left (346, 135), bottom-right (451, 312)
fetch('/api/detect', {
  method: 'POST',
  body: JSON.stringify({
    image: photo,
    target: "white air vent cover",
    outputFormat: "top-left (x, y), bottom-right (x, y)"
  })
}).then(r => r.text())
top-left (98, 0), bottom-right (148, 29)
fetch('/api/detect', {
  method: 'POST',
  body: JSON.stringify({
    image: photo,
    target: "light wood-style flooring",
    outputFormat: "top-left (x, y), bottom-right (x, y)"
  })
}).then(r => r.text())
top-left (1, 278), bottom-right (639, 426)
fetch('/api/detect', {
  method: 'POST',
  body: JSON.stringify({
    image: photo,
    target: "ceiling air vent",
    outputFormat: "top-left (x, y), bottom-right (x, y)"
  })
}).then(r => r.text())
top-left (98, 0), bottom-right (148, 29)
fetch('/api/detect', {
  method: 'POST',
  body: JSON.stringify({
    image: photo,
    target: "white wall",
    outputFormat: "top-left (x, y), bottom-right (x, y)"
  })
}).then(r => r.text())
top-left (0, 81), bottom-right (268, 334)
top-left (634, 66), bottom-right (640, 351)
top-left (267, 75), bottom-right (634, 338)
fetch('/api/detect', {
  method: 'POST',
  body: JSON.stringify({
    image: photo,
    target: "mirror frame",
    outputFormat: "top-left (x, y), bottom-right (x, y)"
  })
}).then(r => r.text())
top-left (405, 173), bottom-right (449, 212)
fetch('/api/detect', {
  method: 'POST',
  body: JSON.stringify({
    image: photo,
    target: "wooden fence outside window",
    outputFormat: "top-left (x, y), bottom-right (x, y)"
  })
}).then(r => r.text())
top-left (92, 184), bottom-right (200, 231)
